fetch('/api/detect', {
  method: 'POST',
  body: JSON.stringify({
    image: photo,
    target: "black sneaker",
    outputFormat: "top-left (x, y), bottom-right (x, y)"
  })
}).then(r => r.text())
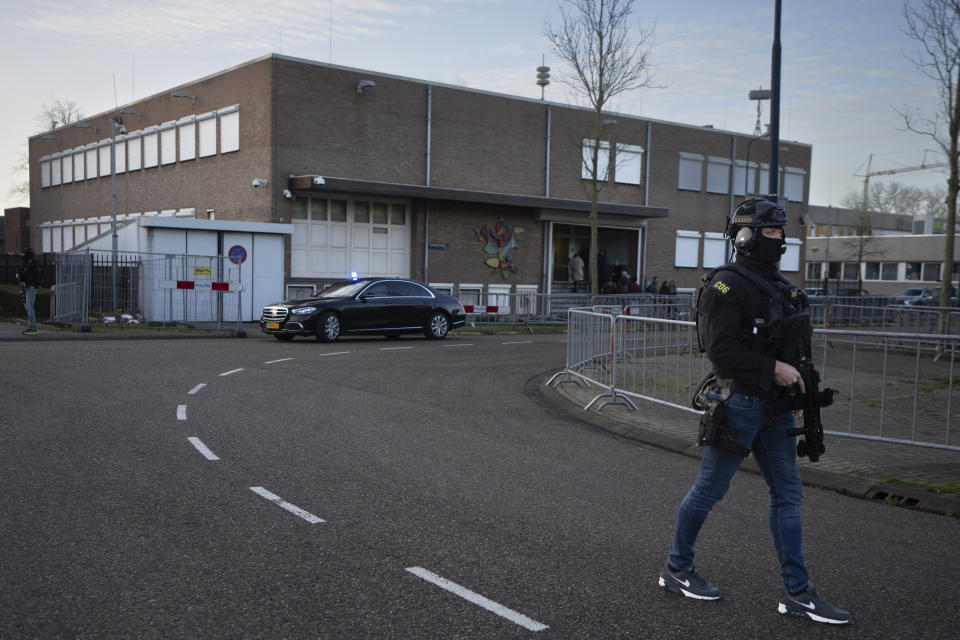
top-left (778, 586), bottom-right (851, 624)
top-left (658, 563), bottom-right (722, 600)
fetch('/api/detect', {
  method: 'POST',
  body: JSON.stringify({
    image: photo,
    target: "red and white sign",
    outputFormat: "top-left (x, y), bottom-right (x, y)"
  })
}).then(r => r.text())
top-left (159, 280), bottom-right (245, 292)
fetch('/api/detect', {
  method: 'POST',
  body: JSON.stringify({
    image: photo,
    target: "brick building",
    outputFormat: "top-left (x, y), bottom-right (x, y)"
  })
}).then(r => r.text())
top-left (27, 54), bottom-right (812, 302)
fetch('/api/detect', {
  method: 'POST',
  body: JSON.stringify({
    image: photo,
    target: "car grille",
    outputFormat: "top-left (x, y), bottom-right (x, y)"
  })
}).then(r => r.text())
top-left (262, 306), bottom-right (289, 321)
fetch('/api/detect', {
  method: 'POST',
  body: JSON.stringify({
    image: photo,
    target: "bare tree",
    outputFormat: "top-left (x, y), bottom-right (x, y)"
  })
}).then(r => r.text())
top-left (841, 181), bottom-right (946, 218)
top-left (899, 0), bottom-right (960, 314)
top-left (36, 98), bottom-right (83, 131)
top-left (7, 99), bottom-right (84, 204)
top-left (546, 0), bottom-right (658, 295)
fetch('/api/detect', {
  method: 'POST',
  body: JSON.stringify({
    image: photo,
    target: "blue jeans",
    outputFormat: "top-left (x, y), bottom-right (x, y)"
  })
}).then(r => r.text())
top-left (668, 391), bottom-right (809, 593)
top-left (25, 285), bottom-right (37, 331)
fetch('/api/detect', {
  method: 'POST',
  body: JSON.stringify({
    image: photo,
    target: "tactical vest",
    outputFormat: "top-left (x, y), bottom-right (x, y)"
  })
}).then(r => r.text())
top-left (695, 262), bottom-right (812, 367)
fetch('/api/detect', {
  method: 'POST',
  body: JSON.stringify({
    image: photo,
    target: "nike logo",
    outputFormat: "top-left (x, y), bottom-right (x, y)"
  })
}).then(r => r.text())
top-left (673, 576), bottom-right (691, 588)
top-left (792, 599), bottom-right (816, 610)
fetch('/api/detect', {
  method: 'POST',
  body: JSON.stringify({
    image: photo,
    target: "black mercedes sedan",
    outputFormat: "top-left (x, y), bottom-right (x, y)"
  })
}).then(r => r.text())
top-left (260, 278), bottom-right (466, 342)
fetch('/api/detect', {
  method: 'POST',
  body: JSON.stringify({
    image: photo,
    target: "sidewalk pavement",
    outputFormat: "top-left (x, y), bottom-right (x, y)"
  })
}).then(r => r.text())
top-left (539, 372), bottom-right (960, 519)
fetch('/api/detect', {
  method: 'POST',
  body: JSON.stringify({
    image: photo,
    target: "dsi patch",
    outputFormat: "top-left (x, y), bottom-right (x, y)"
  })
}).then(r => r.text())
top-left (713, 280), bottom-right (731, 295)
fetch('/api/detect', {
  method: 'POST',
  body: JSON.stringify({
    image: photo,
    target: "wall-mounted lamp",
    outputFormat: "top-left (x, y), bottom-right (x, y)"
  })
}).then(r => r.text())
top-left (252, 178), bottom-right (269, 188)
top-left (283, 189), bottom-right (294, 199)
top-left (75, 122), bottom-right (98, 133)
top-left (117, 107), bottom-right (142, 119)
top-left (205, 208), bottom-right (216, 220)
top-left (356, 79), bottom-right (377, 94)
top-left (170, 89), bottom-right (198, 104)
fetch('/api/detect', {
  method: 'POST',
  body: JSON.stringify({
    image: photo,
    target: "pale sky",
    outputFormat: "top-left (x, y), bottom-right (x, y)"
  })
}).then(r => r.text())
top-left (0, 0), bottom-right (946, 215)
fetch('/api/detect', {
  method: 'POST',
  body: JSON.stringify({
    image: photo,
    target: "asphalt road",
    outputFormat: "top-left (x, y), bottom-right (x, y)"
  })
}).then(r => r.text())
top-left (1, 332), bottom-right (958, 639)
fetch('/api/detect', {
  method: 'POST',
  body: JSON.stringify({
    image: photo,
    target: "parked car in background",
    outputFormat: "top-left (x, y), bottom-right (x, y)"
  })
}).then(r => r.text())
top-left (836, 287), bottom-right (870, 297)
top-left (891, 287), bottom-right (936, 306)
top-left (260, 278), bottom-right (466, 342)
top-left (929, 286), bottom-right (959, 306)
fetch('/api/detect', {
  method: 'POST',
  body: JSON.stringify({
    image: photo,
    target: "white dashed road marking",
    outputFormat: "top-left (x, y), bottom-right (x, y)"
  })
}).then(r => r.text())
top-left (219, 368), bottom-right (244, 377)
top-left (250, 487), bottom-right (325, 524)
top-left (380, 346), bottom-right (414, 351)
top-left (443, 343), bottom-right (474, 348)
top-left (188, 437), bottom-right (220, 461)
top-left (405, 567), bottom-right (548, 632)
top-left (502, 341), bottom-right (533, 345)
top-left (265, 358), bottom-right (294, 364)
top-left (320, 351), bottom-right (351, 357)
top-left (177, 405), bottom-right (187, 421)
top-left (188, 383), bottom-right (206, 395)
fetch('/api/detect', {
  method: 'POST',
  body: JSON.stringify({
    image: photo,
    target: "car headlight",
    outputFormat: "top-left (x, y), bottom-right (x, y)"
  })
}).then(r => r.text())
top-left (291, 306), bottom-right (317, 314)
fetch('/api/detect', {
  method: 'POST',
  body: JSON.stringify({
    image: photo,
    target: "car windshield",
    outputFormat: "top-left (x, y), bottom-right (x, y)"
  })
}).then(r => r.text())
top-left (897, 289), bottom-right (924, 296)
top-left (315, 281), bottom-right (369, 299)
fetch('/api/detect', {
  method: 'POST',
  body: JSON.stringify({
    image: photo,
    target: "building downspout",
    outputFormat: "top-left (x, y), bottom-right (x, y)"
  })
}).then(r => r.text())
top-left (424, 85), bottom-right (432, 281)
top-left (545, 107), bottom-right (552, 197)
top-left (641, 122), bottom-right (652, 286)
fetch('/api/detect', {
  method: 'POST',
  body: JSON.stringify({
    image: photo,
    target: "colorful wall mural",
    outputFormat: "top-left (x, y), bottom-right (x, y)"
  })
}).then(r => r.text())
top-left (473, 218), bottom-right (518, 278)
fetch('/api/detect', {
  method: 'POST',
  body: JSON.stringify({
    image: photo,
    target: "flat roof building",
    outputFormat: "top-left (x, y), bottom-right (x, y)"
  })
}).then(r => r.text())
top-left (28, 54), bottom-right (813, 302)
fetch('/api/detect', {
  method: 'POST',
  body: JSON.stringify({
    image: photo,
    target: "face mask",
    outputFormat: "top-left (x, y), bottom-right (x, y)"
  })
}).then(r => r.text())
top-left (752, 232), bottom-right (786, 263)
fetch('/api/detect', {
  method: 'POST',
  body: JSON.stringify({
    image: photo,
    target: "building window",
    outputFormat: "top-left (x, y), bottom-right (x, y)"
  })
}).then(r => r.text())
top-left (614, 144), bottom-right (643, 185)
top-left (160, 122), bottom-right (176, 165)
top-left (865, 262), bottom-right (880, 280)
top-left (85, 145), bottom-right (98, 179)
top-left (842, 262), bottom-right (859, 280)
top-left (198, 112), bottom-right (217, 157)
top-left (882, 263), bottom-right (898, 280)
top-left (98, 142), bottom-right (111, 177)
top-left (40, 159), bottom-right (51, 188)
top-left (806, 262), bottom-right (822, 281)
top-left (784, 167), bottom-right (806, 202)
top-left (734, 160), bottom-right (757, 196)
top-left (706, 156), bottom-right (731, 194)
top-left (219, 105), bottom-right (240, 154)
top-left (923, 262), bottom-right (941, 281)
top-left (62, 152), bottom-right (73, 183)
top-left (906, 262), bottom-right (921, 280)
top-left (143, 128), bottom-right (159, 168)
top-left (74, 148), bottom-right (85, 179)
top-left (678, 152), bottom-right (703, 191)
top-left (127, 133), bottom-right (142, 171)
top-left (781, 238), bottom-right (801, 272)
top-left (116, 139), bottom-right (127, 173)
top-left (675, 230), bottom-right (700, 267)
top-left (582, 139), bottom-right (610, 181)
top-left (459, 284), bottom-right (483, 308)
top-left (178, 117), bottom-right (196, 162)
top-left (702, 232), bottom-right (727, 268)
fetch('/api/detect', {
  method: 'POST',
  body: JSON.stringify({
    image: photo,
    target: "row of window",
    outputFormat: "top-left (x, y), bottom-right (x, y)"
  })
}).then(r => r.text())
top-left (675, 230), bottom-right (802, 272)
top-left (38, 106), bottom-right (240, 188)
top-left (39, 209), bottom-right (197, 253)
top-left (806, 260), bottom-right (960, 283)
top-left (678, 152), bottom-right (806, 202)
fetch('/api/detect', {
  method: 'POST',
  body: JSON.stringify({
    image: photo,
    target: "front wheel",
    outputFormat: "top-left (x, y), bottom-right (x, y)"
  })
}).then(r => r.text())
top-left (315, 312), bottom-right (341, 343)
top-left (424, 311), bottom-right (449, 340)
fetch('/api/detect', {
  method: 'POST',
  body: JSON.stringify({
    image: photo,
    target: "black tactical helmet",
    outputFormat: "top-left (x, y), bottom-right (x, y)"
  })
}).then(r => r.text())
top-left (724, 198), bottom-right (787, 238)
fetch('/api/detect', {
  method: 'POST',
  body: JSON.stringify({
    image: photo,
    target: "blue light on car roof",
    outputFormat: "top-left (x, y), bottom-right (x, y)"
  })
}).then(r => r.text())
top-left (350, 271), bottom-right (359, 281)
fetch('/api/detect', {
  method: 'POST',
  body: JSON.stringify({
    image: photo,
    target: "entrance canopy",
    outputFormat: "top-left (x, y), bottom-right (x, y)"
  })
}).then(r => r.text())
top-left (288, 175), bottom-right (669, 220)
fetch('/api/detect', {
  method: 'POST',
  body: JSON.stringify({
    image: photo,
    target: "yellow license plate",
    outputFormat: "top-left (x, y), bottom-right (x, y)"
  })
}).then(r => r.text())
top-left (266, 322), bottom-right (280, 329)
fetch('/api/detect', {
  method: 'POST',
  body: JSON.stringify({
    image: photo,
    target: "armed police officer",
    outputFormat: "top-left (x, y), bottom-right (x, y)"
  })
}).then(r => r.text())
top-left (657, 198), bottom-right (851, 625)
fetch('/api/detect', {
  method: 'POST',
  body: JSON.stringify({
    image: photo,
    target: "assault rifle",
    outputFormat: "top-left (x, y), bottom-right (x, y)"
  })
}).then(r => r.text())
top-left (784, 359), bottom-right (836, 463)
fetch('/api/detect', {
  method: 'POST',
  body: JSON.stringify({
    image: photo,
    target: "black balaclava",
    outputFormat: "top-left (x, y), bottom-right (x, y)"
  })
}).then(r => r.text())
top-left (750, 228), bottom-right (786, 264)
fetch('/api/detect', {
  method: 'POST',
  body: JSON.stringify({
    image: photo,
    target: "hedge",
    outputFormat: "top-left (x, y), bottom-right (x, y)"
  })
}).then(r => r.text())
top-left (0, 284), bottom-right (52, 319)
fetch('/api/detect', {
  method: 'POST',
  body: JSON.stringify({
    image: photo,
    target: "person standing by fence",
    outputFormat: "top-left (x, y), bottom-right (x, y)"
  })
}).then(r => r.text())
top-left (16, 247), bottom-right (41, 336)
top-left (657, 198), bottom-right (851, 625)
top-left (568, 251), bottom-right (585, 292)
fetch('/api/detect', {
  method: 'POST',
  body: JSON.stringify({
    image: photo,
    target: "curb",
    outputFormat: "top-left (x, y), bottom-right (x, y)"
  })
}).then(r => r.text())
top-left (532, 370), bottom-right (960, 519)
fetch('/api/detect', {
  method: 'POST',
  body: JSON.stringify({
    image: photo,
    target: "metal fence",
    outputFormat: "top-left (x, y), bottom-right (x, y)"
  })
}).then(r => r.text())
top-left (52, 250), bottom-right (244, 331)
top-left (456, 291), bottom-right (695, 325)
top-left (551, 309), bottom-right (960, 452)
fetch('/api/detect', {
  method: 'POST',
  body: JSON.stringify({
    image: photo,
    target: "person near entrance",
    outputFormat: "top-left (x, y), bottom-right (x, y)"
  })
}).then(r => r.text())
top-left (16, 247), bottom-right (41, 336)
top-left (657, 198), bottom-right (851, 625)
top-left (568, 250), bottom-right (585, 292)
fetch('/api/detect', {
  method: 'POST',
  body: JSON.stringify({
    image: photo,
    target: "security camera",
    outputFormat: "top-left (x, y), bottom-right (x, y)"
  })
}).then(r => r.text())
top-left (282, 189), bottom-right (293, 199)
top-left (252, 178), bottom-right (268, 188)
top-left (118, 125), bottom-right (127, 135)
